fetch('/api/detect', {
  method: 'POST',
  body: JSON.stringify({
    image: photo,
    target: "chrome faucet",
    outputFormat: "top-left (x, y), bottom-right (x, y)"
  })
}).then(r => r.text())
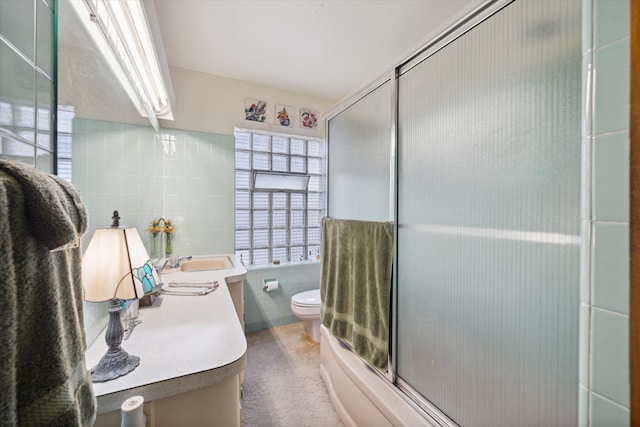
top-left (178, 255), bottom-right (192, 265)
top-left (165, 255), bottom-right (193, 269)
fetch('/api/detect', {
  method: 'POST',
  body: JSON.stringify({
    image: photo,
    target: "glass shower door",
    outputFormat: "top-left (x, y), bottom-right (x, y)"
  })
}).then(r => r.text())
top-left (396, 0), bottom-right (582, 425)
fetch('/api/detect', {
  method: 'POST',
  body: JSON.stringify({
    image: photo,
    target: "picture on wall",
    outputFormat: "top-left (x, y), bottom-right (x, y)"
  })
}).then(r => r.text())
top-left (245, 99), bottom-right (267, 122)
top-left (300, 108), bottom-right (318, 129)
top-left (275, 104), bottom-right (294, 127)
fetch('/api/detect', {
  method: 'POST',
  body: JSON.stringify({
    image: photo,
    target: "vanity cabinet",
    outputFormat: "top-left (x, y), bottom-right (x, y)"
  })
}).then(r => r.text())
top-left (227, 279), bottom-right (244, 331)
top-left (87, 255), bottom-right (247, 427)
top-left (93, 374), bottom-right (241, 427)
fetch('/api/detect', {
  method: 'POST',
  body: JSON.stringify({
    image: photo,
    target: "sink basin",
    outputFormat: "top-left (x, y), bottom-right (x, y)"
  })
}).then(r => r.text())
top-left (179, 256), bottom-right (234, 272)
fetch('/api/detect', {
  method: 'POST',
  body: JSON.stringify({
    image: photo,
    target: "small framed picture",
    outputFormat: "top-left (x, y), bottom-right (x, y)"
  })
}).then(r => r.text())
top-left (275, 104), bottom-right (294, 127)
top-left (245, 98), bottom-right (267, 122)
top-left (300, 108), bottom-right (318, 129)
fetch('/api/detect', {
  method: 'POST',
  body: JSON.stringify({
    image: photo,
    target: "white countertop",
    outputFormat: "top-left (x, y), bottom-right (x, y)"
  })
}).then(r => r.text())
top-left (85, 255), bottom-right (247, 413)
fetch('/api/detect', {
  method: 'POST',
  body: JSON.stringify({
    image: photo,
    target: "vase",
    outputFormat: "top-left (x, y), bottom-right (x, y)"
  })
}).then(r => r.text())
top-left (152, 235), bottom-right (161, 259)
top-left (165, 234), bottom-right (173, 255)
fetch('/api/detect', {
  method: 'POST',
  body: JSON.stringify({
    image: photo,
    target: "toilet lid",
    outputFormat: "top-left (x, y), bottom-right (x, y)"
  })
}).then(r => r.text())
top-left (292, 289), bottom-right (321, 307)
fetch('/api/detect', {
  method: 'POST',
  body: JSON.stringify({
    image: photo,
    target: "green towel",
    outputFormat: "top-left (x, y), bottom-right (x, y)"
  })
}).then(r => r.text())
top-left (0, 159), bottom-right (96, 426)
top-left (320, 217), bottom-right (394, 371)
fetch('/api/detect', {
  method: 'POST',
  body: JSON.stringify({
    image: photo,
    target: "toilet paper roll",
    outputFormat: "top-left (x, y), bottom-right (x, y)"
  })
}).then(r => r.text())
top-left (121, 395), bottom-right (146, 427)
top-left (263, 280), bottom-right (279, 292)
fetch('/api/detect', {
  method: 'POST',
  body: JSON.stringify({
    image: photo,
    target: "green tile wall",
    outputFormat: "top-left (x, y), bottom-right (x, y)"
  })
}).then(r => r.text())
top-left (74, 118), bottom-right (319, 342)
top-left (244, 262), bottom-right (320, 332)
top-left (581, 0), bottom-right (630, 425)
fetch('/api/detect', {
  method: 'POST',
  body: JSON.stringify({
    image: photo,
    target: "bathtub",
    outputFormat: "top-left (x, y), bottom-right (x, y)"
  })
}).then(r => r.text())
top-left (319, 325), bottom-right (437, 427)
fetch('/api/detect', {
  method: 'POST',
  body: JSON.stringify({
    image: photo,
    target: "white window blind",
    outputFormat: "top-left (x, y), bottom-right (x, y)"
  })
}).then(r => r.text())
top-left (234, 129), bottom-right (325, 266)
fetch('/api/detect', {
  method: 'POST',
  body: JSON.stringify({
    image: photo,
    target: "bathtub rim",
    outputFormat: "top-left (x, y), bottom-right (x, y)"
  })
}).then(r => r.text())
top-left (320, 324), bottom-right (444, 427)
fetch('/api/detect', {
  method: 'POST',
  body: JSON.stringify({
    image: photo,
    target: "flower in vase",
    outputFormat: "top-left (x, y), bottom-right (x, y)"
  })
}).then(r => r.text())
top-left (162, 218), bottom-right (175, 235)
top-left (148, 218), bottom-right (162, 236)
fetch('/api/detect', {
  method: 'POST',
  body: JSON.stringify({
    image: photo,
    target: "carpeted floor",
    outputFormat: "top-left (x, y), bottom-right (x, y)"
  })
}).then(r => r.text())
top-left (241, 322), bottom-right (344, 427)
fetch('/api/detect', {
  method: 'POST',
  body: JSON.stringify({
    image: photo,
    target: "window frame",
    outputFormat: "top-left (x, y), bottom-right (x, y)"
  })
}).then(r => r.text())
top-left (234, 128), bottom-right (325, 266)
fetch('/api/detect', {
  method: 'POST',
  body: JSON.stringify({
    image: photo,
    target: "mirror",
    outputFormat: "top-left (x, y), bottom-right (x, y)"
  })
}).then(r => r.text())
top-left (58, 0), bottom-right (164, 343)
top-left (57, 0), bottom-right (149, 127)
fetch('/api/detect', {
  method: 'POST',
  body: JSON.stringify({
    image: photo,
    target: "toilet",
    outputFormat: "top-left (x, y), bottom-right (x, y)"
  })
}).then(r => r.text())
top-left (291, 289), bottom-right (321, 343)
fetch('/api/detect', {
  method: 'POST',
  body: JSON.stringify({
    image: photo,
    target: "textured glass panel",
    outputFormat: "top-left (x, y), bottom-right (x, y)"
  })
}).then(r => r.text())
top-left (272, 154), bottom-right (288, 172)
top-left (308, 193), bottom-right (323, 210)
top-left (236, 190), bottom-right (250, 209)
top-left (235, 229), bottom-right (250, 248)
top-left (253, 134), bottom-right (270, 151)
top-left (253, 192), bottom-right (270, 209)
top-left (235, 131), bottom-right (251, 150)
top-left (235, 151), bottom-right (250, 169)
top-left (35, 131), bottom-right (49, 150)
top-left (290, 228), bottom-right (305, 245)
top-left (235, 171), bottom-right (251, 189)
top-left (253, 229), bottom-right (269, 248)
top-left (253, 210), bottom-right (269, 228)
top-left (396, 1), bottom-right (581, 425)
top-left (36, 72), bottom-right (52, 149)
top-left (272, 136), bottom-right (288, 153)
top-left (253, 249), bottom-right (269, 265)
top-left (0, 101), bottom-right (12, 125)
top-left (272, 247), bottom-right (287, 262)
top-left (327, 81), bottom-right (392, 221)
top-left (0, 42), bottom-right (36, 142)
top-left (272, 210), bottom-right (288, 228)
top-left (272, 228), bottom-right (287, 246)
top-left (308, 210), bottom-right (321, 228)
top-left (290, 156), bottom-right (305, 173)
top-left (1, 135), bottom-right (33, 163)
top-left (308, 157), bottom-right (322, 174)
top-left (253, 152), bottom-right (269, 170)
top-left (290, 193), bottom-right (305, 209)
top-left (307, 228), bottom-right (320, 245)
top-left (272, 192), bottom-right (288, 209)
top-left (291, 210), bottom-right (305, 227)
top-left (290, 246), bottom-right (304, 262)
top-left (57, 159), bottom-right (72, 183)
top-left (290, 138), bottom-right (306, 155)
top-left (235, 210), bottom-right (250, 229)
top-left (15, 104), bottom-right (35, 129)
top-left (308, 140), bottom-right (322, 157)
top-left (308, 176), bottom-right (321, 192)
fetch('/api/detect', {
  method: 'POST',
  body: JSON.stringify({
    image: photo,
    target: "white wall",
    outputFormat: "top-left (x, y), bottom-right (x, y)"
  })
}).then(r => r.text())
top-left (159, 66), bottom-right (336, 138)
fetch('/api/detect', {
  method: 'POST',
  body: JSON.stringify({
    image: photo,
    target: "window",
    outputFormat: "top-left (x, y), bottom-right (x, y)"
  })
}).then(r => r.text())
top-left (234, 129), bottom-right (325, 266)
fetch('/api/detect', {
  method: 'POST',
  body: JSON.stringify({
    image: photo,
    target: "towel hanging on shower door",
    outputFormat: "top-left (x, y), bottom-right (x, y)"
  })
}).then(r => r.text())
top-left (320, 217), bottom-right (394, 372)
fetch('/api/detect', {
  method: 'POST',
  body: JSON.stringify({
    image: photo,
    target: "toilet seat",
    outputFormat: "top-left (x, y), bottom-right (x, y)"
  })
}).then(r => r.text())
top-left (291, 290), bottom-right (321, 318)
top-left (291, 289), bottom-right (321, 308)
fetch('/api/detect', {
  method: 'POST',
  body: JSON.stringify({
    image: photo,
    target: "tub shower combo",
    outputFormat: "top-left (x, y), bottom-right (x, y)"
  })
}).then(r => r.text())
top-left (321, 0), bottom-right (582, 425)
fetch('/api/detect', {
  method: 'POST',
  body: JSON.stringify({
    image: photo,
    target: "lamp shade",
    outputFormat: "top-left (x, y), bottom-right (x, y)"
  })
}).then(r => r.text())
top-left (82, 226), bottom-right (156, 302)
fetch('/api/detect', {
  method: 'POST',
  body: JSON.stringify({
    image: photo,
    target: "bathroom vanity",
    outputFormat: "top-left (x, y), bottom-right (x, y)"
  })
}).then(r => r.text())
top-left (86, 254), bottom-right (247, 427)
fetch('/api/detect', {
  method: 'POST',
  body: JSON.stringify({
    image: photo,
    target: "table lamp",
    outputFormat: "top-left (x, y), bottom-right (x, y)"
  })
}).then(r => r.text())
top-left (82, 211), bottom-right (159, 382)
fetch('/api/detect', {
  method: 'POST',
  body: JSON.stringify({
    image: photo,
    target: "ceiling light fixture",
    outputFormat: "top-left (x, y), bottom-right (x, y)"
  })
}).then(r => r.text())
top-left (68, 0), bottom-right (174, 130)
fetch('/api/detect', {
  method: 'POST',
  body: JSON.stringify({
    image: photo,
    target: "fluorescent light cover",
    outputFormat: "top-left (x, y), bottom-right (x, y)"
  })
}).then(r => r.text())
top-left (69, 0), bottom-right (173, 128)
top-left (253, 172), bottom-right (310, 192)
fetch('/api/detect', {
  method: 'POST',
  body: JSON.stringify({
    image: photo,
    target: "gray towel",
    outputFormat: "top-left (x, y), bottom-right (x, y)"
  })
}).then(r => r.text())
top-left (0, 159), bottom-right (96, 426)
top-left (320, 217), bottom-right (394, 371)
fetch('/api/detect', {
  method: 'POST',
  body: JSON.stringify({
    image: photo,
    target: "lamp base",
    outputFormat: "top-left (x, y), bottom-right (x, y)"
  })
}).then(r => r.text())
top-left (91, 348), bottom-right (140, 382)
top-left (90, 298), bottom-right (141, 383)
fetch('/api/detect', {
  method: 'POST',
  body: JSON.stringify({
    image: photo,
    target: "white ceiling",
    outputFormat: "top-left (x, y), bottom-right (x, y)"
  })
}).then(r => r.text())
top-left (153, 0), bottom-right (483, 103)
